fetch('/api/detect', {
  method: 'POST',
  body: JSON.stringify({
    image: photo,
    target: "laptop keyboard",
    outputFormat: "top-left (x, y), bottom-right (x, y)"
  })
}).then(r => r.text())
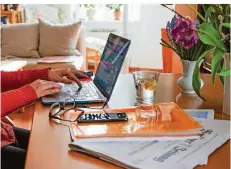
top-left (62, 81), bottom-right (102, 100)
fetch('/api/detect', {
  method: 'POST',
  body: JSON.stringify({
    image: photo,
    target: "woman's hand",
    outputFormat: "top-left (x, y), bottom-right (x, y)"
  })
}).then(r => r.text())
top-left (29, 80), bottom-right (62, 98)
top-left (48, 68), bottom-right (88, 87)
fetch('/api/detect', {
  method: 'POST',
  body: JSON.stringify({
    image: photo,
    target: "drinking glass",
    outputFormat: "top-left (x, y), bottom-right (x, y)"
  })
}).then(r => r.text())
top-left (132, 71), bottom-right (160, 118)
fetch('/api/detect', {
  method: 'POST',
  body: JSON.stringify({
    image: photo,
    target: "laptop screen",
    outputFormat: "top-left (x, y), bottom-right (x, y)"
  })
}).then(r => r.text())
top-left (93, 33), bottom-right (131, 100)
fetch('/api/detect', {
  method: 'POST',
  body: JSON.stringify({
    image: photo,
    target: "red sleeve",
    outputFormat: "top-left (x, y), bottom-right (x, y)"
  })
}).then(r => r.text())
top-left (1, 68), bottom-right (49, 92)
top-left (1, 85), bottom-right (37, 117)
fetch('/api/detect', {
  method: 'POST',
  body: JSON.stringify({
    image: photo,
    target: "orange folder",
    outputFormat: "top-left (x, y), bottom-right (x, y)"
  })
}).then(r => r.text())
top-left (70, 102), bottom-right (203, 141)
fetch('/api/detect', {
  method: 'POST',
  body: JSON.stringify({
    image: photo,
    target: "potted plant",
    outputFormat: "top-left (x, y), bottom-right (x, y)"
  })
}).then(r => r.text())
top-left (106, 4), bottom-right (123, 20)
top-left (161, 4), bottom-right (230, 115)
top-left (160, 10), bottom-right (212, 94)
top-left (84, 4), bottom-right (96, 20)
top-left (187, 4), bottom-right (230, 115)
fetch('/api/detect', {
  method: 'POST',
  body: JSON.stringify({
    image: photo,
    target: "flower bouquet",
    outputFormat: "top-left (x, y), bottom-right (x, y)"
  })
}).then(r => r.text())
top-left (160, 15), bottom-right (212, 94)
top-left (161, 4), bottom-right (230, 102)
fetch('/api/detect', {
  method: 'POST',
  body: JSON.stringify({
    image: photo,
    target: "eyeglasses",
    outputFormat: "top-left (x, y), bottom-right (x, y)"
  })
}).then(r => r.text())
top-left (49, 97), bottom-right (84, 123)
top-left (49, 97), bottom-right (108, 123)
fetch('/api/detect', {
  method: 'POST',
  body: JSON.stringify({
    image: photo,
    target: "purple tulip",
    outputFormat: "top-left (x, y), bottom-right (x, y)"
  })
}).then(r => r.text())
top-left (169, 17), bottom-right (199, 49)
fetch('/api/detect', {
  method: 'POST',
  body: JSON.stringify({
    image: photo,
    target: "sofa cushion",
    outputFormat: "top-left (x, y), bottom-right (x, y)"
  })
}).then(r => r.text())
top-left (1, 23), bottom-right (39, 58)
top-left (38, 18), bottom-right (82, 57)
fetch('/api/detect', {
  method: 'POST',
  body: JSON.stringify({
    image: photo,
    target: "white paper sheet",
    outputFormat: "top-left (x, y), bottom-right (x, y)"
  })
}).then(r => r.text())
top-left (69, 118), bottom-right (230, 169)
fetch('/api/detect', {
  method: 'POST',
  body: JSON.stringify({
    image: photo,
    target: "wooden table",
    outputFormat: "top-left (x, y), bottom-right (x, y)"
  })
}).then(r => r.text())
top-left (25, 73), bottom-right (230, 169)
top-left (0, 61), bottom-right (27, 71)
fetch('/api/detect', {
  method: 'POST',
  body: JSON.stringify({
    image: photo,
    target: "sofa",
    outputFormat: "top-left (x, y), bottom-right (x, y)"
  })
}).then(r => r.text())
top-left (1, 19), bottom-right (86, 70)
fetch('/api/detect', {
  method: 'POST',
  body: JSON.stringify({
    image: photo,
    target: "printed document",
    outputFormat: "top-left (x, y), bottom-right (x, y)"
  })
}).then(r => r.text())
top-left (69, 119), bottom-right (230, 169)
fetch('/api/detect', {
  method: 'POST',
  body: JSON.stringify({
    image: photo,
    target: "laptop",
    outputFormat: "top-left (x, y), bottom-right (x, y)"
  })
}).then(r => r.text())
top-left (42, 33), bottom-right (131, 105)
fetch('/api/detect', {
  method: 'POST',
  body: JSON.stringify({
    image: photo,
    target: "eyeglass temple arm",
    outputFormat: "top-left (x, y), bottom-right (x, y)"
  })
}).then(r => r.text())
top-left (77, 99), bottom-right (108, 110)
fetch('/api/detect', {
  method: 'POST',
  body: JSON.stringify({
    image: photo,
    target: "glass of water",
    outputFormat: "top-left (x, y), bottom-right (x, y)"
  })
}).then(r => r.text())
top-left (132, 71), bottom-right (160, 118)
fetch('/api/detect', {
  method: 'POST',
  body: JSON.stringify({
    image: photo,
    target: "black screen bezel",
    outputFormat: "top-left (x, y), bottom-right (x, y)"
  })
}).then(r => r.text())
top-left (93, 33), bottom-right (131, 101)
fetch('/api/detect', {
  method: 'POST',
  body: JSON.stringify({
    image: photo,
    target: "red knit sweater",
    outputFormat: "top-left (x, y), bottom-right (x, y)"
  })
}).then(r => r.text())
top-left (1, 68), bottom-right (49, 148)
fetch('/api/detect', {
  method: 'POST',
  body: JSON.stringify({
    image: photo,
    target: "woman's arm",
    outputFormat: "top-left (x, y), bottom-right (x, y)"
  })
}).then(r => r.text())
top-left (1, 68), bottom-right (49, 92)
top-left (1, 80), bottom-right (63, 117)
top-left (1, 85), bottom-right (37, 117)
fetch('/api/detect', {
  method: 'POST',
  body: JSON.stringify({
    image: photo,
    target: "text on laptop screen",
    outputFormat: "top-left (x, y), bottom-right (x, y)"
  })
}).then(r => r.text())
top-left (94, 34), bottom-right (130, 98)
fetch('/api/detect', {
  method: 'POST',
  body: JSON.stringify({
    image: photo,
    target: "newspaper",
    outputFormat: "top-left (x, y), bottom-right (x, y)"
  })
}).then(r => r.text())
top-left (69, 118), bottom-right (230, 169)
top-left (184, 109), bottom-right (214, 119)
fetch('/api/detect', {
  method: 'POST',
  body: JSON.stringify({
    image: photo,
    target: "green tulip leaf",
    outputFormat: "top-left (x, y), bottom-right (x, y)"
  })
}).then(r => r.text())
top-left (217, 61), bottom-right (225, 84)
top-left (199, 23), bottom-right (221, 40)
top-left (211, 48), bottom-right (225, 83)
top-left (198, 31), bottom-right (226, 52)
top-left (222, 23), bottom-right (231, 28)
top-left (197, 24), bottom-right (226, 51)
top-left (205, 7), bottom-right (214, 22)
top-left (192, 49), bottom-right (211, 101)
top-left (219, 69), bottom-right (231, 76)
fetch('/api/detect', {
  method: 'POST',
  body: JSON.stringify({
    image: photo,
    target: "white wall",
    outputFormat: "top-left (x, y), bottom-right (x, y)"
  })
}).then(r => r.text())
top-left (128, 4), bottom-right (175, 69)
top-left (83, 4), bottom-right (174, 69)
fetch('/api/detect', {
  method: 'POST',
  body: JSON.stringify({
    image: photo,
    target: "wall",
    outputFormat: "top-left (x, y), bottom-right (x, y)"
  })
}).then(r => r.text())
top-left (128, 4), bottom-right (175, 69)
top-left (175, 4), bottom-right (198, 21)
top-left (82, 4), bottom-right (175, 69)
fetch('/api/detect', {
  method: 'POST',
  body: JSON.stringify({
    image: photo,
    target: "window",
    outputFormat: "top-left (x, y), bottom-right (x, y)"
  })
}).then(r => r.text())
top-left (128, 4), bottom-right (140, 21)
top-left (73, 4), bottom-right (140, 22)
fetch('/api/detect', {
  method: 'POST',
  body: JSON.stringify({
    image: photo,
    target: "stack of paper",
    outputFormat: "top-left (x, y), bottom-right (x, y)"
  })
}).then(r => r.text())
top-left (69, 118), bottom-right (230, 169)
